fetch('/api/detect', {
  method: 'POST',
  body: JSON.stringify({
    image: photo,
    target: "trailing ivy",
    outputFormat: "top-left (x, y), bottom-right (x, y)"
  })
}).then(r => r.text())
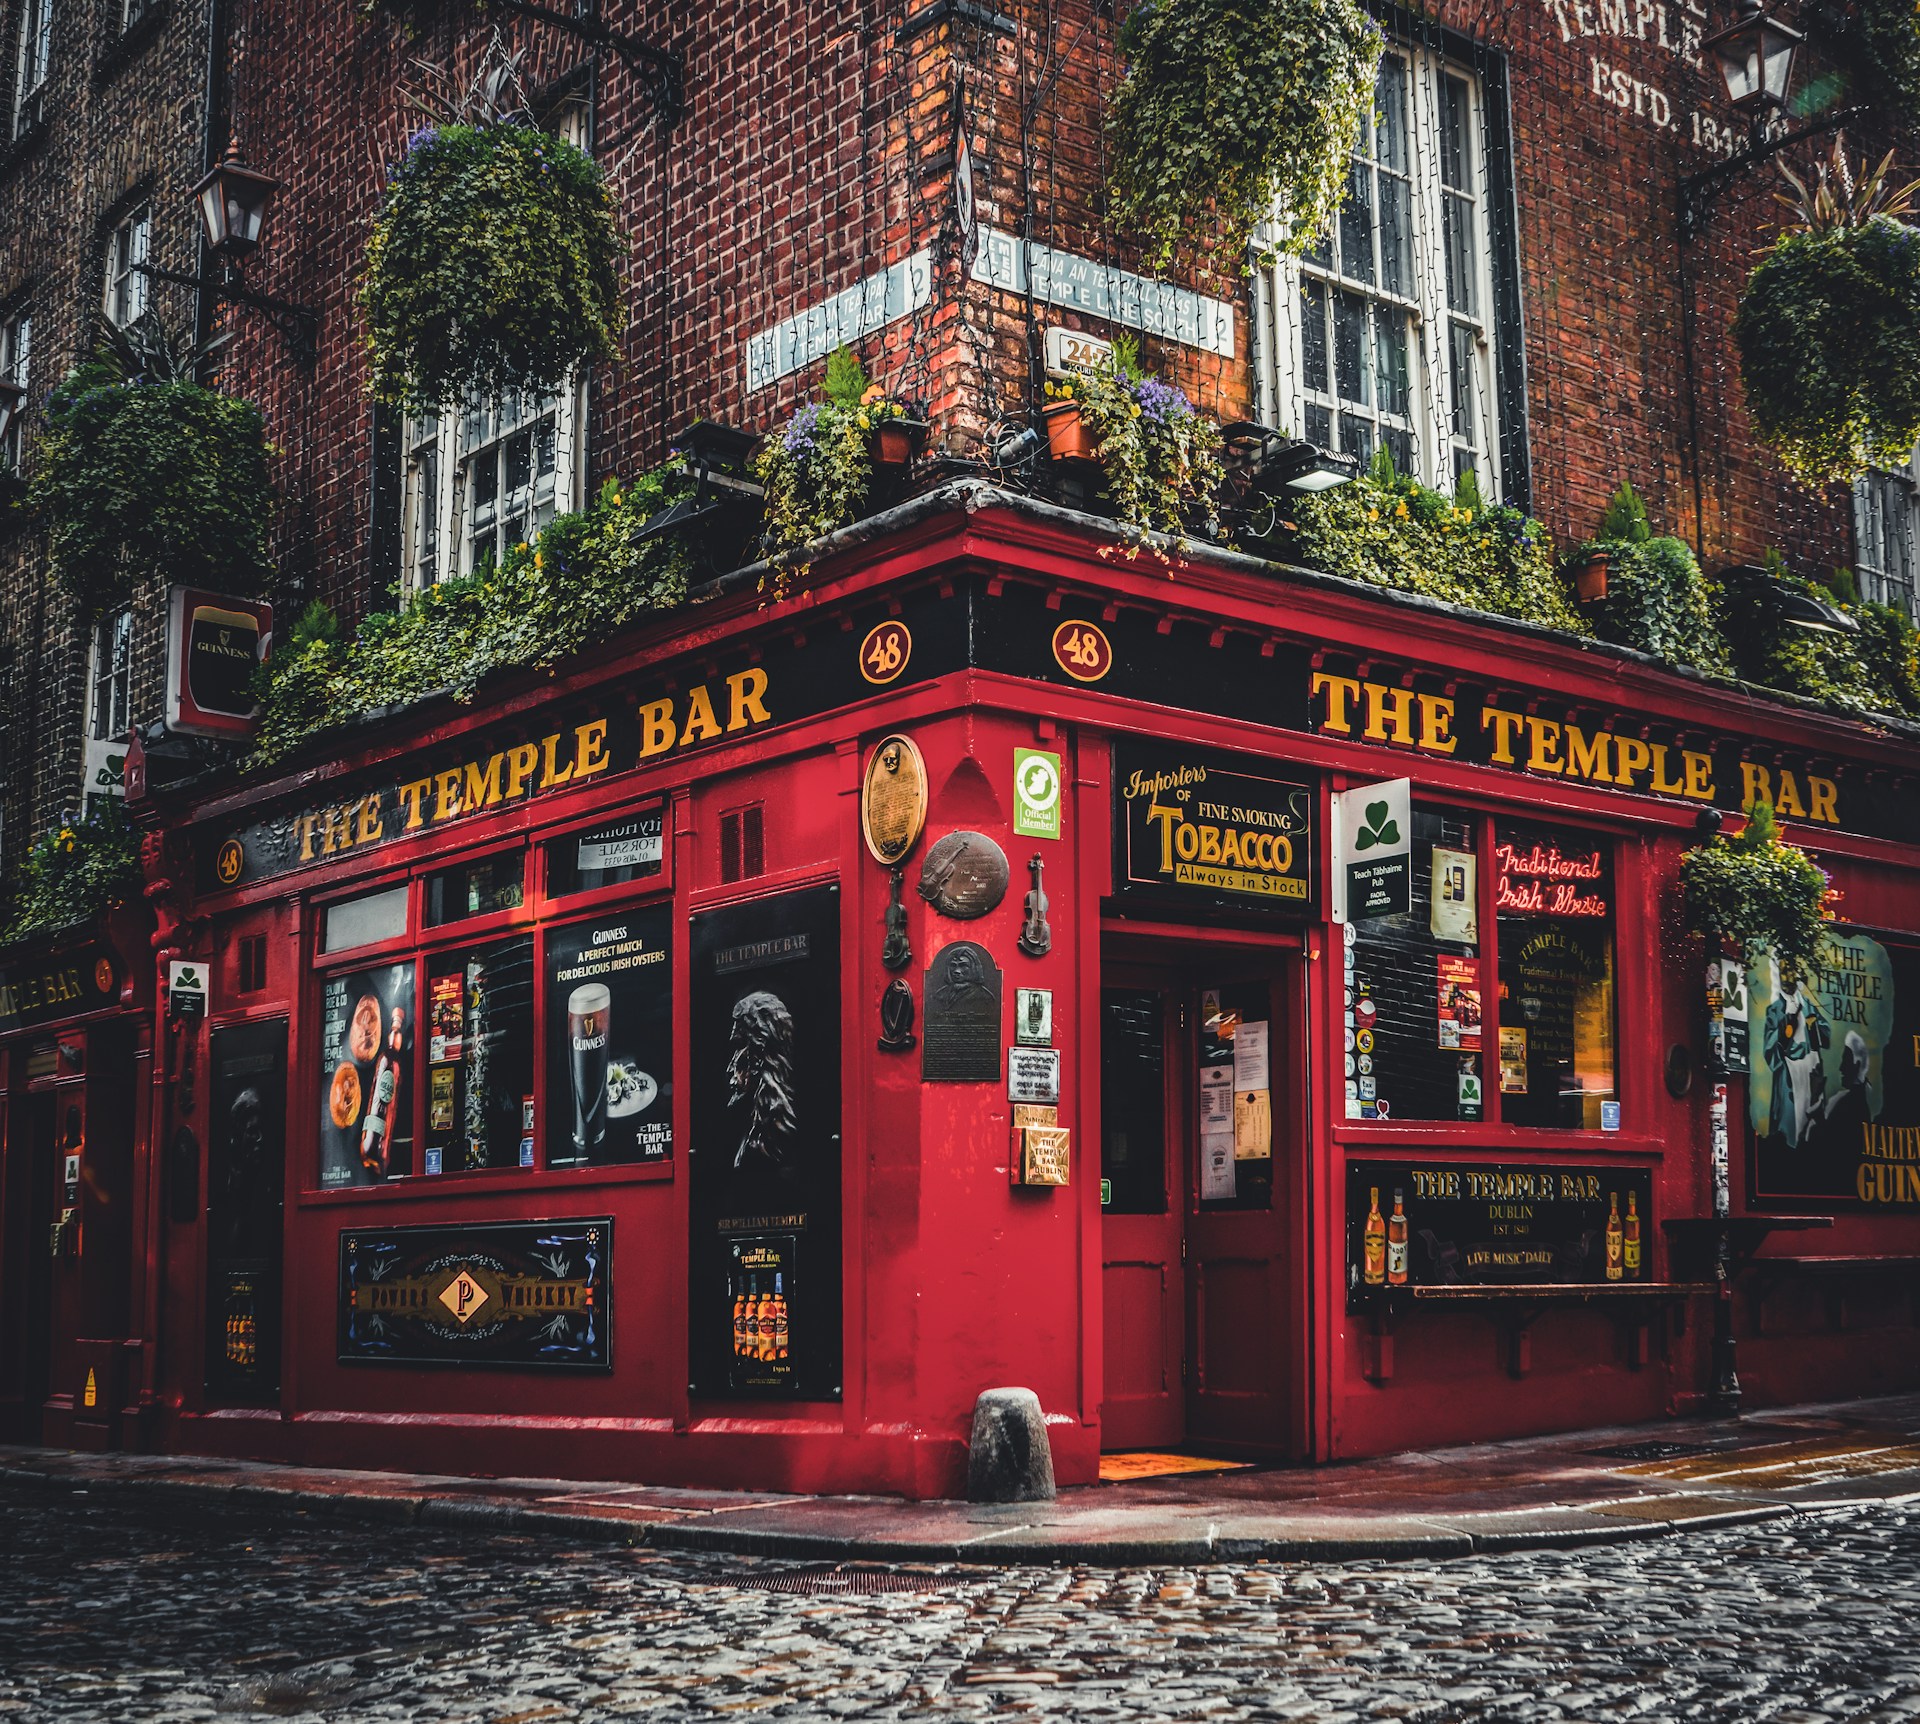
top-left (1106, 0), bottom-right (1383, 269)
top-left (249, 466), bottom-right (692, 769)
top-left (0, 800), bottom-right (143, 949)
top-left (361, 120), bottom-right (624, 412)
top-left (29, 319), bottom-right (273, 617)
top-left (1585, 536), bottom-right (1731, 674)
top-left (1285, 454), bottom-right (1587, 635)
top-left (1838, 0), bottom-right (1920, 131)
top-left (1734, 144), bottom-right (1920, 487)
top-left (754, 348), bottom-right (912, 559)
top-left (1045, 336), bottom-right (1224, 535)
top-left (1681, 799), bottom-right (1833, 972)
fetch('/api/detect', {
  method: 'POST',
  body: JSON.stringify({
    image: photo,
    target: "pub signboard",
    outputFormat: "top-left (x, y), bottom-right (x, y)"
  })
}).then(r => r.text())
top-left (1345, 1159), bottom-right (1653, 1308)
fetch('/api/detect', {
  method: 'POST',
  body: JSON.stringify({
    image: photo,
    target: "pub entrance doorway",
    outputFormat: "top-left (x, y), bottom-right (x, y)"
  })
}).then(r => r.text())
top-left (1097, 930), bottom-right (1308, 1457)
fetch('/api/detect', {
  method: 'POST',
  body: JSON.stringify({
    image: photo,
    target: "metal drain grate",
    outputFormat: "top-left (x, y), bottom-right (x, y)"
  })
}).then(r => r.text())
top-left (1587, 1441), bottom-right (1716, 1462)
top-left (724, 1565), bottom-right (953, 1596)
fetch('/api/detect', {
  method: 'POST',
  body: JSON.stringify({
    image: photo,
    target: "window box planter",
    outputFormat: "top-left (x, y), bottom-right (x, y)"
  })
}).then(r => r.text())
top-left (870, 417), bottom-right (928, 468)
top-left (1044, 399), bottom-right (1096, 461)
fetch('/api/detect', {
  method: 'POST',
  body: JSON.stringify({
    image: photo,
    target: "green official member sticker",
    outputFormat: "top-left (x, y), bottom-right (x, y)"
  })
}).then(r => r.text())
top-left (1014, 747), bottom-right (1063, 840)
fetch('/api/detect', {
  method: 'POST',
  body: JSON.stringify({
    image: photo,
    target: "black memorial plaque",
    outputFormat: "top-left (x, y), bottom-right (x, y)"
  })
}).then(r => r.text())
top-left (922, 941), bottom-right (1002, 1082)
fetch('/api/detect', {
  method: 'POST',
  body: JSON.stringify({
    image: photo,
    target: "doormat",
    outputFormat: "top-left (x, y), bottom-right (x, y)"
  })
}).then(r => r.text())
top-left (1099, 1452), bottom-right (1255, 1482)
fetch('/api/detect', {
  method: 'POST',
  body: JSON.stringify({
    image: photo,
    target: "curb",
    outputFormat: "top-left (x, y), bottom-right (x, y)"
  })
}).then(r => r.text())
top-left (0, 1462), bottom-right (1808, 1567)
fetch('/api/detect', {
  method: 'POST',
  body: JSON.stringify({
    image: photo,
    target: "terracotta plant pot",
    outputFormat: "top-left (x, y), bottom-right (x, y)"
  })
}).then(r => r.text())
top-left (872, 417), bottom-right (929, 467)
top-left (1044, 399), bottom-right (1096, 461)
top-left (1574, 547), bottom-right (1609, 604)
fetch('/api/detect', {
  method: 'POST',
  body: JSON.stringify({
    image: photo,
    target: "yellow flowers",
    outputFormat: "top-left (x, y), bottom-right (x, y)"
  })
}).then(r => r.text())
top-left (860, 383), bottom-right (884, 405)
top-left (1395, 501), bottom-right (1408, 519)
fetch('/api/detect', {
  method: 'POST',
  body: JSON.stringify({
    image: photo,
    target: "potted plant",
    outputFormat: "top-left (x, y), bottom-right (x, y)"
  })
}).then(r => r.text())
top-left (1041, 337), bottom-right (1224, 535)
top-left (1680, 798), bottom-right (1833, 974)
top-left (753, 348), bottom-right (921, 556)
top-left (29, 317), bottom-right (274, 616)
top-left (1733, 141), bottom-right (1920, 487)
top-left (361, 115), bottom-right (625, 412)
top-left (1106, 0), bottom-right (1382, 268)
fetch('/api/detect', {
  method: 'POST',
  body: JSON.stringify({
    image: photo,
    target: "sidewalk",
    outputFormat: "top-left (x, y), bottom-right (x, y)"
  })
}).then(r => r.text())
top-left (5, 1393), bottom-right (1918, 1567)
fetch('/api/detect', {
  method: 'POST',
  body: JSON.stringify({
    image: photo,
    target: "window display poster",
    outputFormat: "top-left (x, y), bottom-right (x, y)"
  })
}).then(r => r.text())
top-left (1750, 934), bottom-right (1920, 1209)
top-left (545, 906), bottom-right (675, 1166)
top-left (1436, 954), bottom-right (1483, 1051)
top-left (689, 887), bottom-right (842, 1400)
top-left (430, 972), bottom-right (464, 1063)
top-left (318, 962), bottom-right (415, 1187)
top-left (1430, 847), bottom-right (1478, 943)
top-left (727, 1233), bottom-right (798, 1394)
top-left (1499, 1026), bottom-right (1528, 1093)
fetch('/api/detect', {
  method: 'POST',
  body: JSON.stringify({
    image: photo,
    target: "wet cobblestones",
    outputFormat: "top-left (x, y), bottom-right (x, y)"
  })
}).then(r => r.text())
top-left (0, 1493), bottom-right (1915, 1720)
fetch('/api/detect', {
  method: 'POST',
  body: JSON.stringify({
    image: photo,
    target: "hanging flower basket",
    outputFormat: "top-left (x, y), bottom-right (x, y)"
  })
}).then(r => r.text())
top-left (361, 119), bottom-right (625, 413)
top-left (28, 320), bottom-right (274, 617)
top-left (1734, 144), bottom-right (1920, 488)
top-left (1570, 547), bottom-right (1609, 603)
top-left (1044, 399), bottom-right (1095, 461)
top-left (1106, 0), bottom-right (1383, 268)
top-left (1680, 799), bottom-right (1833, 973)
top-left (871, 416), bottom-right (928, 467)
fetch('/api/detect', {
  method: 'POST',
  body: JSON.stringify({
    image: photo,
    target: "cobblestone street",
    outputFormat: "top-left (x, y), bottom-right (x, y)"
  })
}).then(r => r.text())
top-left (1, 1491), bottom-right (1916, 1721)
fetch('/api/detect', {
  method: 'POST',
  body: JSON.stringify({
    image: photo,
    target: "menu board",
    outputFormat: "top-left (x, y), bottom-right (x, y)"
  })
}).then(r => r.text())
top-left (318, 962), bottom-right (415, 1187)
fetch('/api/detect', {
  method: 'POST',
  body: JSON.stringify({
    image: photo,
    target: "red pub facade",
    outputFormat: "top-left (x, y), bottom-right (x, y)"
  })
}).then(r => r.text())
top-left (6, 486), bottom-right (1908, 1497)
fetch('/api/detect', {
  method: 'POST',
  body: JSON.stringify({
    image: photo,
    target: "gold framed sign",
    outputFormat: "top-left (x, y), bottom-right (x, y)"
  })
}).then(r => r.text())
top-left (861, 734), bottom-right (928, 865)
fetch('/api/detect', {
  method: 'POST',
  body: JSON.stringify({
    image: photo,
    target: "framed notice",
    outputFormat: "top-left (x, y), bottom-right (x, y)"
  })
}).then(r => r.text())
top-left (1113, 741), bottom-right (1314, 914)
top-left (545, 906), bottom-right (674, 1167)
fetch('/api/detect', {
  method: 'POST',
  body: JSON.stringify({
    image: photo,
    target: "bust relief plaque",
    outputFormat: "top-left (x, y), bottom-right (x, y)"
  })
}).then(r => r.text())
top-left (861, 735), bottom-right (928, 865)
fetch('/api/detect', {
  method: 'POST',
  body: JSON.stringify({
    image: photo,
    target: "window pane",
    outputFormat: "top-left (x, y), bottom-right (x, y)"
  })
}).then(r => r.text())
top-left (1345, 808), bottom-right (1483, 1122)
top-left (1376, 58), bottom-right (1410, 173)
top-left (1338, 161), bottom-right (1375, 286)
top-left (1300, 278), bottom-right (1329, 394)
top-left (1334, 290), bottom-right (1370, 405)
top-left (471, 450), bottom-right (498, 527)
top-left (1439, 74), bottom-right (1473, 191)
top-left (1375, 312), bottom-right (1411, 420)
top-left (1378, 173), bottom-right (1413, 299)
top-left (1443, 194), bottom-right (1478, 318)
top-left (1199, 981), bottom-right (1272, 1209)
top-left (1101, 990), bottom-right (1166, 1213)
top-left (318, 960), bottom-right (416, 1186)
top-left (1383, 424), bottom-right (1415, 477)
top-left (504, 429), bottom-right (532, 504)
top-left (1305, 403), bottom-right (1333, 448)
top-left (425, 937), bottom-right (535, 1174)
top-left (322, 885), bottom-right (409, 953)
top-left (1338, 414), bottom-right (1375, 463)
top-left (426, 852), bottom-right (525, 925)
top-left (1449, 321), bottom-right (1477, 440)
top-left (547, 808), bottom-right (667, 896)
top-left (546, 906), bottom-right (675, 1167)
top-left (1494, 821), bottom-right (1617, 1129)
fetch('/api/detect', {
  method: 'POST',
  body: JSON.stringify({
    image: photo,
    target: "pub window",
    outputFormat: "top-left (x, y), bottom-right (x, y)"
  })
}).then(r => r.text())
top-left (237, 934), bottom-right (267, 994)
top-left (1344, 805), bottom-right (1484, 1123)
top-left (1853, 461), bottom-right (1919, 621)
top-left (1493, 819), bottom-right (1617, 1129)
top-left (1101, 989), bottom-right (1168, 1213)
top-left (11, 0), bottom-right (50, 140)
top-left (425, 850), bottom-right (525, 926)
top-left (0, 310), bottom-right (27, 474)
top-left (82, 606), bottom-right (133, 813)
top-left (1256, 45), bottom-right (1515, 498)
top-left (104, 206), bottom-right (151, 329)
top-left (320, 884), bottom-right (409, 955)
top-left (546, 806), bottom-right (665, 897)
top-left (423, 936), bottom-right (535, 1174)
top-left (720, 803), bottom-right (765, 883)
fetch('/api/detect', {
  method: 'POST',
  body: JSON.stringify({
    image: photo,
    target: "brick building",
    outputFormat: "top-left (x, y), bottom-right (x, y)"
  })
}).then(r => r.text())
top-left (1, 0), bottom-right (1916, 1488)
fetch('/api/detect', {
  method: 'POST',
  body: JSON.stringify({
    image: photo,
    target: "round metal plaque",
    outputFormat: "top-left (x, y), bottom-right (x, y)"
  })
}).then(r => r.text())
top-left (861, 734), bottom-right (929, 865)
top-left (916, 830), bottom-right (1010, 920)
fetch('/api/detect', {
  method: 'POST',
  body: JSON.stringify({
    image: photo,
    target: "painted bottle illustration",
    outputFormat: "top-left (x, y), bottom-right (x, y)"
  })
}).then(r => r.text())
top-left (1623, 1191), bottom-right (1641, 1278)
top-left (772, 1273), bottom-right (790, 1361)
top-left (1386, 1189), bottom-right (1409, 1286)
top-left (1363, 1186), bottom-right (1387, 1286)
top-left (756, 1279), bottom-right (777, 1362)
top-left (359, 1007), bottom-right (406, 1175)
top-left (1605, 1191), bottom-right (1624, 1280)
top-left (732, 1282), bottom-right (749, 1357)
top-left (744, 1276), bottom-right (762, 1358)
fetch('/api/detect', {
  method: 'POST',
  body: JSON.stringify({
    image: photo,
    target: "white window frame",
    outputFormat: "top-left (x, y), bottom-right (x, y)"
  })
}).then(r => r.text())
top-left (1853, 459), bottom-right (1920, 621)
top-left (104, 206), bottom-right (151, 329)
top-left (399, 107), bottom-right (589, 595)
top-left (122, 0), bottom-right (150, 29)
top-left (1255, 45), bottom-right (1504, 500)
top-left (0, 309), bottom-right (26, 474)
top-left (83, 605), bottom-right (133, 810)
top-left (11, 0), bottom-right (49, 140)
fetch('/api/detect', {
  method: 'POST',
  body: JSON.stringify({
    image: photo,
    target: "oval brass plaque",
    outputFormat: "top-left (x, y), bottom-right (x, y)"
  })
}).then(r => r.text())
top-left (917, 830), bottom-right (1010, 920)
top-left (861, 734), bottom-right (928, 865)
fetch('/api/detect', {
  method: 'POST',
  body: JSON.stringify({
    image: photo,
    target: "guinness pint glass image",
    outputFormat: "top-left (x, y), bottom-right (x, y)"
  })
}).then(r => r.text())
top-left (567, 983), bottom-right (611, 1157)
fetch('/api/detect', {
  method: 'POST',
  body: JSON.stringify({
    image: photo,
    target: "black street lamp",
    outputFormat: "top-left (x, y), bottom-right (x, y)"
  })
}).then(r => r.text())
top-left (191, 138), bottom-right (282, 259)
top-left (1701, 0), bottom-right (1803, 129)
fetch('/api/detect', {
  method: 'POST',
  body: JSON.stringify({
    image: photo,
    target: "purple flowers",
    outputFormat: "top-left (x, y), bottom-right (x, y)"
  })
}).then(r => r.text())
top-left (1133, 377), bottom-right (1192, 425)
top-left (781, 402), bottom-right (823, 454)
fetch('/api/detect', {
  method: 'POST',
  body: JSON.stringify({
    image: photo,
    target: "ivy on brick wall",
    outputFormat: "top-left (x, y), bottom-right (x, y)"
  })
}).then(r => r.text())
top-left (361, 119), bottom-right (624, 412)
top-left (30, 319), bottom-right (273, 618)
top-left (0, 801), bottom-right (143, 950)
top-left (1105, 0), bottom-right (1383, 269)
top-left (249, 467), bottom-right (691, 768)
top-left (1734, 143), bottom-right (1920, 487)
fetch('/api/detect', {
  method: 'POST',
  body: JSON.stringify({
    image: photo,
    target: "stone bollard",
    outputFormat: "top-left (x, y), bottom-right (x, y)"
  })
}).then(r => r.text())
top-left (965, 1386), bottom-right (1056, 1503)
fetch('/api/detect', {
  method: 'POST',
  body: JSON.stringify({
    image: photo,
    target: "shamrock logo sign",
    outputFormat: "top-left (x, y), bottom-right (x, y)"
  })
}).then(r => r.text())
top-left (1353, 800), bottom-right (1400, 851)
